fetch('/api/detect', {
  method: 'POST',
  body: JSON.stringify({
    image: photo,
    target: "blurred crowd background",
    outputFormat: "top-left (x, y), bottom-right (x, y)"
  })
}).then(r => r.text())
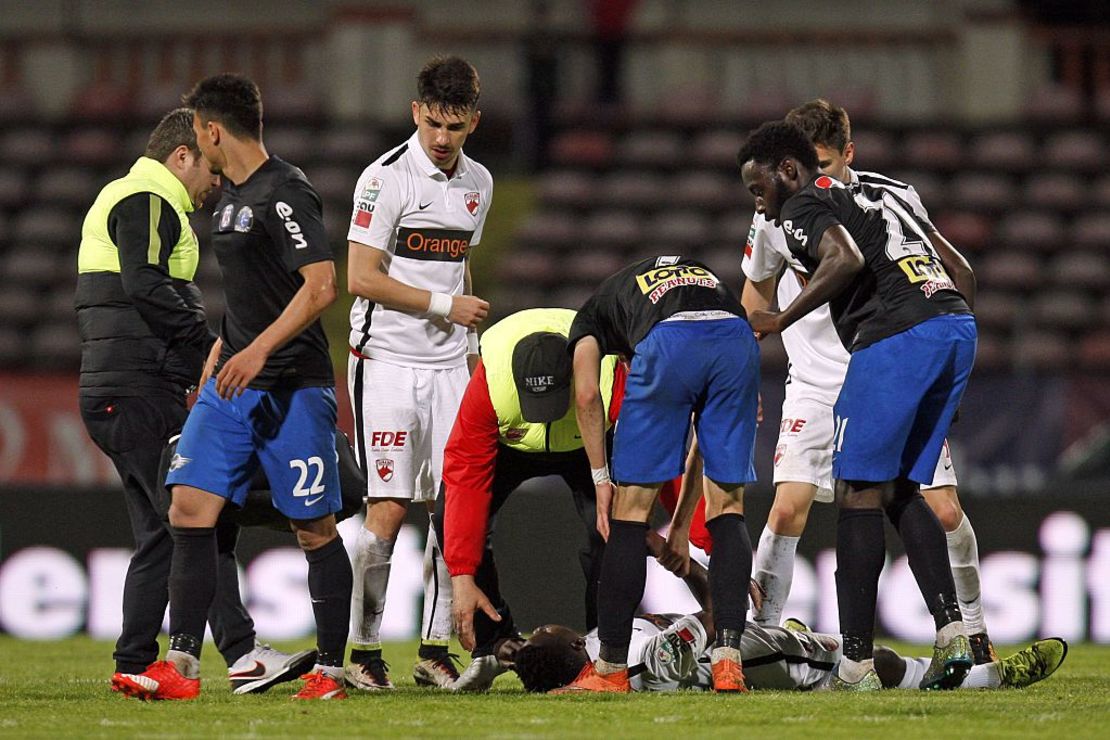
top-left (0, 0), bottom-right (1106, 644)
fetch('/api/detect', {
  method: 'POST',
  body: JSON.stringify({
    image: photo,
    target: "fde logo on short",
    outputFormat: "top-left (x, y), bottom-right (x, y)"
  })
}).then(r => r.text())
top-left (371, 430), bottom-right (408, 448)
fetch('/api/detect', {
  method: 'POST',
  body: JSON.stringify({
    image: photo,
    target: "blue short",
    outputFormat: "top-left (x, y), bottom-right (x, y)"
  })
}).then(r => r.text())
top-left (833, 314), bottom-right (977, 485)
top-left (166, 380), bottom-right (342, 520)
top-left (612, 318), bottom-right (759, 485)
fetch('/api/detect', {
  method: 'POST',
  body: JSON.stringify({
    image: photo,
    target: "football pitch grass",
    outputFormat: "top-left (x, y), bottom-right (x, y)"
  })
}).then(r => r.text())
top-left (1, 637), bottom-right (1107, 738)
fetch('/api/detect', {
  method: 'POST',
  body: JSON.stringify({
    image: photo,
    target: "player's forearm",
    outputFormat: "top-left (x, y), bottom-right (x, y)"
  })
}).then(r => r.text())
top-left (348, 264), bottom-right (449, 315)
top-left (683, 558), bottom-right (712, 613)
top-left (740, 276), bottom-right (775, 315)
top-left (249, 265), bottom-right (336, 356)
top-left (669, 437), bottom-right (703, 531)
top-left (777, 240), bottom-right (862, 329)
top-left (928, 231), bottom-right (976, 309)
top-left (576, 390), bottom-right (608, 471)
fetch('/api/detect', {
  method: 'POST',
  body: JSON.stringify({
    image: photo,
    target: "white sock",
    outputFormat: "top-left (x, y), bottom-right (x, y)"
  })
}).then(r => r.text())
top-left (751, 528), bottom-right (799, 626)
top-left (596, 657), bottom-right (626, 674)
top-left (946, 514), bottom-right (987, 635)
top-left (314, 663), bottom-right (343, 680)
top-left (350, 526), bottom-right (395, 649)
top-left (166, 649), bottom-right (200, 680)
top-left (960, 661), bottom-right (1000, 689)
top-left (936, 620), bottom-right (967, 648)
top-left (420, 522), bottom-right (453, 646)
top-left (837, 656), bottom-right (874, 683)
top-left (897, 657), bottom-right (928, 689)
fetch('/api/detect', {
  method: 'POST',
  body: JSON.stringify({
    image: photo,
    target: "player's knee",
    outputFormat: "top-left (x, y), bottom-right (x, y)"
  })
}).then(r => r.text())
top-left (768, 499), bottom-right (808, 536)
top-left (834, 480), bottom-right (882, 509)
top-left (365, 498), bottom-right (408, 537)
top-left (293, 520), bottom-right (338, 551)
top-left (924, 488), bottom-right (962, 531)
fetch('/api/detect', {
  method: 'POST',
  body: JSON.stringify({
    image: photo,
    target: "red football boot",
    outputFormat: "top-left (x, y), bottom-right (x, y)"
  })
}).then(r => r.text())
top-left (112, 661), bottom-right (200, 700)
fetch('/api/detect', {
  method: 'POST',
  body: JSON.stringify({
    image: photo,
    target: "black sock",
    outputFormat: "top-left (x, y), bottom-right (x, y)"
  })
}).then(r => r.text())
top-left (704, 513), bottom-right (751, 646)
top-left (306, 535), bottom-right (352, 668)
top-left (596, 520), bottom-right (649, 665)
top-left (886, 494), bottom-right (962, 630)
top-left (168, 526), bottom-right (218, 657)
top-left (418, 643), bottom-right (449, 660)
top-left (350, 647), bottom-right (382, 664)
top-left (835, 508), bottom-right (885, 661)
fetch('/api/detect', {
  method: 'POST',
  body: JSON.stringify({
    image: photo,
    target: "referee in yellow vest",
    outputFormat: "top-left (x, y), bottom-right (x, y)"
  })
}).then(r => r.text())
top-left (76, 108), bottom-right (311, 693)
top-left (435, 308), bottom-right (622, 691)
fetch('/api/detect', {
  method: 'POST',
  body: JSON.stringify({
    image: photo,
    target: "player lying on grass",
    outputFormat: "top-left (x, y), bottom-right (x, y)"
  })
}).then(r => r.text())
top-left (505, 531), bottom-right (1066, 693)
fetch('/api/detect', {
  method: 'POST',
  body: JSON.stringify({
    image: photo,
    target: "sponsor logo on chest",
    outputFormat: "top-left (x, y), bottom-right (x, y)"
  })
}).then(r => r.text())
top-left (635, 264), bottom-right (719, 304)
top-left (395, 227), bottom-right (473, 262)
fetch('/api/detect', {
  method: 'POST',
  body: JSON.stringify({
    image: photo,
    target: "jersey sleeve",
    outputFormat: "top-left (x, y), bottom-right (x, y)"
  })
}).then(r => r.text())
top-left (441, 360), bottom-right (501, 577)
top-left (470, 172), bottom-right (493, 247)
top-left (781, 189), bottom-right (842, 262)
top-left (741, 213), bottom-right (786, 282)
top-left (901, 184), bottom-right (935, 232)
top-left (635, 614), bottom-right (708, 690)
top-left (567, 295), bottom-right (606, 354)
top-left (347, 164), bottom-right (405, 252)
top-left (264, 179), bottom-right (333, 272)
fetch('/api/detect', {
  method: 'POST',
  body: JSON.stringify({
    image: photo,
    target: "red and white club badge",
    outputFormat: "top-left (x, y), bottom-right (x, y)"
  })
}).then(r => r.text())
top-left (814, 175), bottom-right (835, 189)
top-left (464, 191), bottom-right (480, 215)
top-left (376, 459), bottom-right (394, 482)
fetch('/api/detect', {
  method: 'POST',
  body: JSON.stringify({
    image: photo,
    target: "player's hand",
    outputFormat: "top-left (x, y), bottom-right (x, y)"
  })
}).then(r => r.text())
top-left (749, 579), bottom-right (766, 614)
top-left (215, 344), bottom-right (268, 399)
top-left (747, 309), bottom-right (783, 336)
top-left (452, 575), bottom-right (501, 652)
top-left (594, 481), bottom-right (613, 542)
top-left (449, 295), bottom-right (490, 330)
top-left (658, 525), bottom-right (691, 576)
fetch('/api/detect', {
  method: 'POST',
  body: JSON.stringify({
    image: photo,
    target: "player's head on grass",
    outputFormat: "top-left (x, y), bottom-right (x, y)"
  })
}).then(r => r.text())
top-left (145, 107), bottom-right (220, 209)
top-left (737, 121), bottom-right (820, 225)
top-left (183, 74), bottom-right (263, 176)
top-left (512, 625), bottom-right (589, 693)
top-left (786, 98), bottom-right (855, 183)
top-left (412, 56), bottom-right (481, 172)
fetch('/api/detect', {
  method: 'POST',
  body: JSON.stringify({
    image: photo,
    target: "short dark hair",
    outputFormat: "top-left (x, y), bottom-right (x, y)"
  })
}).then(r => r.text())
top-left (513, 640), bottom-right (588, 693)
top-left (417, 56), bottom-right (480, 115)
top-left (736, 121), bottom-right (820, 172)
top-left (144, 107), bottom-right (198, 161)
top-left (785, 98), bottom-right (852, 152)
top-left (182, 74), bottom-right (263, 140)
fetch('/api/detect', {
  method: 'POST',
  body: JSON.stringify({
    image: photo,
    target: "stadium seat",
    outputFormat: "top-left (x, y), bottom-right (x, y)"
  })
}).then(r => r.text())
top-left (901, 130), bottom-right (962, 170)
top-left (64, 128), bottom-right (118, 167)
top-left (1071, 214), bottom-right (1110, 250)
top-left (568, 251), bottom-right (625, 284)
top-left (5, 247), bottom-right (67, 289)
top-left (994, 211), bottom-right (1066, 252)
top-left (549, 131), bottom-right (614, 168)
top-left (0, 326), bottom-right (24, 368)
top-left (971, 290), bottom-right (1020, 332)
top-left (972, 333), bottom-right (1008, 372)
top-left (35, 167), bottom-right (100, 208)
top-left (0, 286), bottom-right (41, 328)
top-left (265, 127), bottom-right (315, 166)
top-left (1024, 173), bottom-right (1083, 210)
top-left (1030, 291), bottom-right (1093, 331)
top-left (616, 130), bottom-right (684, 169)
top-left (716, 210), bottom-right (756, 245)
top-left (1093, 175), bottom-right (1110, 208)
top-left (672, 171), bottom-right (737, 211)
top-left (949, 172), bottom-right (1018, 211)
top-left (0, 128), bottom-right (53, 166)
top-left (1024, 83), bottom-right (1084, 123)
top-left (497, 250), bottom-right (557, 286)
top-left (535, 170), bottom-right (598, 208)
top-left (582, 210), bottom-right (644, 250)
top-left (1041, 130), bottom-right (1106, 172)
top-left (887, 170), bottom-right (945, 210)
top-left (691, 129), bottom-right (743, 169)
top-left (547, 285), bottom-right (596, 310)
top-left (599, 171), bottom-right (667, 208)
top-left (0, 168), bottom-right (29, 209)
top-left (1079, 331), bottom-right (1110, 370)
top-left (14, 209), bottom-right (81, 247)
top-left (28, 320), bottom-right (81, 369)
top-left (969, 131), bottom-right (1035, 172)
top-left (1049, 251), bottom-right (1110, 291)
top-left (932, 211), bottom-right (992, 252)
top-left (514, 211), bottom-right (579, 249)
top-left (319, 127), bottom-right (382, 165)
top-left (647, 210), bottom-right (711, 247)
top-left (305, 164), bottom-right (358, 204)
top-left (850, 129), bottom-right (898, 171)
top-left (977, 252), bottom-right (1042, 291)
top-left (1011, 331), bottom-right (1069, 371)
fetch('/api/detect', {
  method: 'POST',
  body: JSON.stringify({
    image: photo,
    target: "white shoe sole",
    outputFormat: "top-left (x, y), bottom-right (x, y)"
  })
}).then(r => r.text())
top-left (231, 649), bottom-right (317, 695)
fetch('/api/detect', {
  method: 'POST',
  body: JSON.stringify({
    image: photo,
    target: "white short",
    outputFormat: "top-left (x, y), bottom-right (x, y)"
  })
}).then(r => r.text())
top-left (347, 355), bottom-right (470, 502)
top-left (773, 384), bottom-right (957, 502)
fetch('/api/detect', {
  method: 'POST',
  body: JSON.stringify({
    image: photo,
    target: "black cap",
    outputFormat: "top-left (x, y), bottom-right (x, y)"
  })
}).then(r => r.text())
top-left (512, 332), bottom-right (572, 423)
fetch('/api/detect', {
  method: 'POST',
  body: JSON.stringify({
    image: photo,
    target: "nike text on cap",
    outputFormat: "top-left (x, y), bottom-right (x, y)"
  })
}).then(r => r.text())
top-left (512, 332), bottom-right (572, 423)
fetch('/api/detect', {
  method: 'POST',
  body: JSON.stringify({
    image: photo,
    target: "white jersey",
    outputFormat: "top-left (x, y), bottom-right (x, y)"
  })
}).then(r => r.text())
top-left (583, 615), bottom-right (840, 692)
top-left (347, 131), bottom-right (493, 368)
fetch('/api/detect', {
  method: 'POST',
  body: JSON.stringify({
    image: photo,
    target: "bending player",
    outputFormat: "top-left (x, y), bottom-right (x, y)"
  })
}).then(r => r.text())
top-left (515, 532), bottom-right (1066, 693)
top-left (742, 99), bottom-right (996, 664)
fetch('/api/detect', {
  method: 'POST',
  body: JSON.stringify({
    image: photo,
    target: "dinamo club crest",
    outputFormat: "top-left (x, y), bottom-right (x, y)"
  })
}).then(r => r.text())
top-left (464, 191), bottom-right (480, 215)
top-left (376, 459), bottom-right (394, 482)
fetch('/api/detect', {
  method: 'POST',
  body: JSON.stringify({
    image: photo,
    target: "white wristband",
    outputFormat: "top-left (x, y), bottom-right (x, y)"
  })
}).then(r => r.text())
top-left (467, 331), bottom-right (479, 354)
top-left (591, 466), bottom-right (611, 485)
top-left (428, 292), bottom-right (452, 318)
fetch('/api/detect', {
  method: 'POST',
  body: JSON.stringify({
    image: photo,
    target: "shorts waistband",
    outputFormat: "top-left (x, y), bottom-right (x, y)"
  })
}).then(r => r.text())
top-left (660, 310), bottom-right (738, 323)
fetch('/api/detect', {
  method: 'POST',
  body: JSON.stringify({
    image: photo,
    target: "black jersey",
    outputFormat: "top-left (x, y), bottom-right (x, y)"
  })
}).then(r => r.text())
top-left (211, 156), bottom-right (334, 389)
top-left (567, 255), bottom-right (744, 358)
top-left (780, 174), bottom-right (970, 351)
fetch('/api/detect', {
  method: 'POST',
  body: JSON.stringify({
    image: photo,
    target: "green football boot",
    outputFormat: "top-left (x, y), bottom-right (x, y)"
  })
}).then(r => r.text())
top-left (783, 618), bottom-right (810, 633)
top-left (826, 667), bottom-right (883, 692)
top-left (998, 638), bottom-right (1068, 689)
top-left (919, 633), bottom-right (973, 690)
